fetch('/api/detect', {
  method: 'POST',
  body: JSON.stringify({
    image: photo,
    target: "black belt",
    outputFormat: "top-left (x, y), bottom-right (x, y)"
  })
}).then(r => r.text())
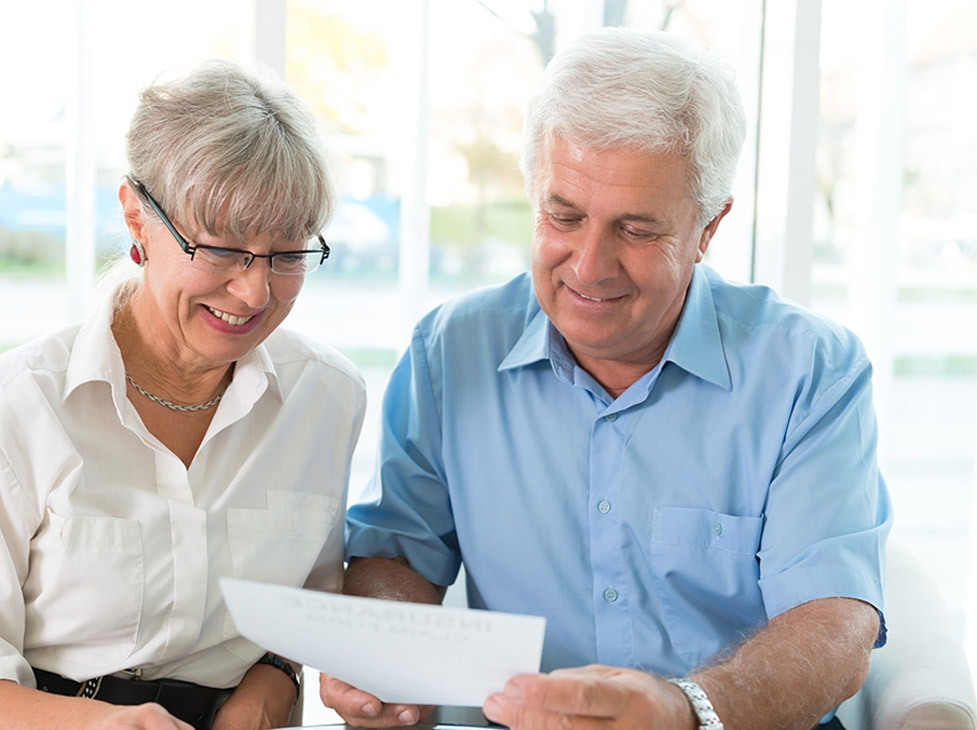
top-left (33, 667), bottom-right (233, 730)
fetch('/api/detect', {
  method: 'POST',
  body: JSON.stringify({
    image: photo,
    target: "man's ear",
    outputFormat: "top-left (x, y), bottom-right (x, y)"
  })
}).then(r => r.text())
top-left (119, 182), bottom-right (148, 242)
top-left (696, 198), bottom-right (733, 263)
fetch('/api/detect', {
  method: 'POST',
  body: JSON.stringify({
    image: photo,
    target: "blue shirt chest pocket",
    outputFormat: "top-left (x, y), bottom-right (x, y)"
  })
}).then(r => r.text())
top-left (648, 506), bottom-right (766, 666)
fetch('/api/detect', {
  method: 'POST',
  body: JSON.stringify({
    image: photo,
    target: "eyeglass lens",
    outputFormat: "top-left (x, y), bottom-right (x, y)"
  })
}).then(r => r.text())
top-left (191, 244), bottom-right (323, 275)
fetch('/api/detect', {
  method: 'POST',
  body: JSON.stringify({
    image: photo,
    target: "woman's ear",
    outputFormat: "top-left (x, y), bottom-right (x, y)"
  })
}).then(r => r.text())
top-left (119, 181), bottom-right (147, 242)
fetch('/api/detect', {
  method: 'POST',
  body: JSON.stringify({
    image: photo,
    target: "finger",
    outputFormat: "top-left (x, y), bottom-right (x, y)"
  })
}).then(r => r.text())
top-left (548, 665), bottom-right (621, 680)
top-left (364, 704), bottom-right (424, 728)
top-left (319, 674), bottom-right (381, 719)
top-left (483, 693), bottom-right (609, 730)
top-left (502, 672), bottom-right (631, 718)
top-left (318, 674), bottom-right (423, 727)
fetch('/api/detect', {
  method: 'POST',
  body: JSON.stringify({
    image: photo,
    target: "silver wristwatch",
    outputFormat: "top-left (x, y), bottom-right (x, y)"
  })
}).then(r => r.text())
top-left (668, 678), bottom-right (724, 729)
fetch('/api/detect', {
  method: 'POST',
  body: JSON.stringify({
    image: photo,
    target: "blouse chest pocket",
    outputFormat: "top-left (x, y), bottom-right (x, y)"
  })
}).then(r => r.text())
top-left (222, 492), bottom-right (339, 657)
top-left (647, 506), bottom-right (766, 667)
top-left (25, 513), bottom-right (144, 663)
top-left (225, 491), bottom-right (339, 586)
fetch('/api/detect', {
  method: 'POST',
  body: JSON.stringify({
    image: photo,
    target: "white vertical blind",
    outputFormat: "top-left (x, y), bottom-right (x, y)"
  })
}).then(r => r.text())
top-left (779, 0), bottom-right (821, 306)
top-left (397, 0), bottom-right (432, 347)
top-left (65, 0), bottom-right (97, 318)
top-left (970, 431), bottom-right (977, 682)
top-left (753, 0), bottom-right (821, 304)
top-left (245, 0), bottom-right (287, 76)
top-left (846, 0), bottom-right (907, 422)
top-left (706, 0), bottom-right (764, 285)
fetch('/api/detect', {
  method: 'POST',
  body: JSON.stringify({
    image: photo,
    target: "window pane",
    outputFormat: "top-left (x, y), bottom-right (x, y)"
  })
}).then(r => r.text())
top-left (815, 0), bottom-right (977, 647)
top-left (617, 0), bottom-right (763, 282)
top-left (0, 3), bottom-right (71, 348)
top-left (0, 0), bottom-right (246, 351)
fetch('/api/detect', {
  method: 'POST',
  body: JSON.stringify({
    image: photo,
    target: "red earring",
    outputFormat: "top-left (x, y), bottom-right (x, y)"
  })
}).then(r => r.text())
top-left (130, 241), bottom-right (147, 267)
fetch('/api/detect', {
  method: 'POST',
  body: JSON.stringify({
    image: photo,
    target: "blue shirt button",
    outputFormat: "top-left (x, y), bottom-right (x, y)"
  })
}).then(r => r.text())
top-left (597, 500), bottom-right (611, 514)
top-left (604, 413), bottom-right (617, 422)
top-left (603, 588), bottom-right (618, 603)
top-left (712, 521), bottom-right (723, 536)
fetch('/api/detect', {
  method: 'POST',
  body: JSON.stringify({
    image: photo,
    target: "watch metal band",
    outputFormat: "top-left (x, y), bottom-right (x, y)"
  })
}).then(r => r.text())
top-left (668, 678), bottom-right (724, 729)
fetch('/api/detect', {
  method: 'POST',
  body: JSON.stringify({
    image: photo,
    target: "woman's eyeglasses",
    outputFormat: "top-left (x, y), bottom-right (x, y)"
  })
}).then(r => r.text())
top-left (134, 181), bottom-right (330, 276)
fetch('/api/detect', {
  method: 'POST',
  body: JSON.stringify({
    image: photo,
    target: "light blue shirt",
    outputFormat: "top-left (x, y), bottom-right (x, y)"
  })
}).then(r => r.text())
top-left (346, 265), bottom-right (890, 677)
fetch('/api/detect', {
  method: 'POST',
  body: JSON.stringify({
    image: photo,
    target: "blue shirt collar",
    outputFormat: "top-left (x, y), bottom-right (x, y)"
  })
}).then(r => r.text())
top-left (668, 264), bottom-right (733, 391)
top-left (499, 264), bottom-right (732, 392)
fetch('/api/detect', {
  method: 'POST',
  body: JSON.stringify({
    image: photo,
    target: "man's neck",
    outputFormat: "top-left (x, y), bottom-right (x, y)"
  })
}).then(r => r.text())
top-left (572, 350), bottom-right (663, 400)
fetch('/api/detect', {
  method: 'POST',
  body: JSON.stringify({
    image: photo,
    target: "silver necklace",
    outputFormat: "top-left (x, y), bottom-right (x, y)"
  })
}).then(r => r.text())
top-left (125, 373), bottom-right (226, 413)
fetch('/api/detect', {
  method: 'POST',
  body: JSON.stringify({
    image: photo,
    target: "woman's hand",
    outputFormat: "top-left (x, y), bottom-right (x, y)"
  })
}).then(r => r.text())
top-left (211, 698), bottom-right (279, 730)
top-left (0, 681), bottom-right (194, 730)
top-left (210, 657), bottom-right (300, 730)
top-left (89, 703), bottom-right (195, 730)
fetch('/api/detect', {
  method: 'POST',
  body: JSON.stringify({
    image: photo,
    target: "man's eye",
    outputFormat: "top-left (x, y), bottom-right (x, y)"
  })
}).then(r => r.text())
top-left (550, 215), bottom-right (581, 229)
top-left (621, 226), bottom-right (658, 240)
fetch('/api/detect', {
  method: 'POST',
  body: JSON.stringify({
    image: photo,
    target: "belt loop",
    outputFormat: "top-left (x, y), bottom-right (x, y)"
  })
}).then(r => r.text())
top-left (77, 676), bottom-right (103, 699)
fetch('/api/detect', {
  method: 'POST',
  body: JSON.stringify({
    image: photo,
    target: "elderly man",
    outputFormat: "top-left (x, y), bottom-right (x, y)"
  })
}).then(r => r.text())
top-left (324, 27), bottom-right (891, 730)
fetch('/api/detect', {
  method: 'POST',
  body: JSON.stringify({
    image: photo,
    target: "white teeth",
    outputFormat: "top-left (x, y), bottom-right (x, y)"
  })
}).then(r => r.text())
top-left (579, 293), bottom-right (606, 302)
top-left (207, 306), bottom-right (254, 326)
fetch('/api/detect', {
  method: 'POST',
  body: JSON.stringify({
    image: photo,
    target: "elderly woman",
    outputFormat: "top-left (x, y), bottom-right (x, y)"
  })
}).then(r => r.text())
top-left (0, 61), bottom-right (364, 729)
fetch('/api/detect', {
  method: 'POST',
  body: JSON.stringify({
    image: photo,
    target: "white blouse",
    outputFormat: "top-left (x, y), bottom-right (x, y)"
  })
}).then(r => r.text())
top-left (0, 289), bottom-right (365, 689)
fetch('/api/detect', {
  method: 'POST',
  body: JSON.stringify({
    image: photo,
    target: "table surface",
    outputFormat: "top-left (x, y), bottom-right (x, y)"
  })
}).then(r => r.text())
top-left (276, 706), bottom-right (501, 729)
top-left (277, 725), bottom-right (494, 729)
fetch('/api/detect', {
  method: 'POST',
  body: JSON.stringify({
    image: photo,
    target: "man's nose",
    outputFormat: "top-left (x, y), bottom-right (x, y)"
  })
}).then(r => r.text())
top-left (572, 226), bottom-right (619, 284)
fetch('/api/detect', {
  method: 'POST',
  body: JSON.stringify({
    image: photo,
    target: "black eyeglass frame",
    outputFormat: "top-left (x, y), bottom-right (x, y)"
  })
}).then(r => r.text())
top-left (132, 180), bottom-right (330, 274)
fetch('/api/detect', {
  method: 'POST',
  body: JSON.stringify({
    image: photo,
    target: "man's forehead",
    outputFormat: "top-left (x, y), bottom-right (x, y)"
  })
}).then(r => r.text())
top-left (533, 138), bottom-right (694, 217)
top-left (536, 137), bottom-right (690, 184)
top-left (540, 134), bottom-right (681, 163)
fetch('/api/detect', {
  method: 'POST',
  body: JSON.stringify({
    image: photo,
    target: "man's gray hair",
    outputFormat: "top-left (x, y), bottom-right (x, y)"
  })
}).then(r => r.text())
top-left (521, 28), bottom-right (746, 226)
top-left (125, 59), bottom-right (334, 243)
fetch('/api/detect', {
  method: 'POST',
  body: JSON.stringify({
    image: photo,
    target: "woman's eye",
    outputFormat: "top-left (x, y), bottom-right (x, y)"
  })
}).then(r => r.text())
top-left (203, 247), bottom-right (241, 259)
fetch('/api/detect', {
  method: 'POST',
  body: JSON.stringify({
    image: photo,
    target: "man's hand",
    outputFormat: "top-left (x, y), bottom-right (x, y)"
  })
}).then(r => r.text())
top-left (481, 665), bottom-right (694, 730)
top-left (319, 673), bottom-right (434, 728)
top-left (323, 556), bottom-right (443, 726)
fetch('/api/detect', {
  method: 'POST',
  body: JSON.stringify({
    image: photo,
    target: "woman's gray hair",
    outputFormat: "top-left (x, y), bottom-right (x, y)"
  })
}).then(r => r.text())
top-left (125, 59), bottom-right (335, 243)
top-left (521, 28), bottom-right (746, 226)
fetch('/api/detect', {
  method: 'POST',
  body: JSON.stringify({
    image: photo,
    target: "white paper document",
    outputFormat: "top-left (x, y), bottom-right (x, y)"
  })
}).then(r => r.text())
top-left (221, 578), bottom-right (546, 707)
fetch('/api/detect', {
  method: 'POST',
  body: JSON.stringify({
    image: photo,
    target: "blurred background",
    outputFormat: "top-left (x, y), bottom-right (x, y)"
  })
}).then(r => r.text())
top-left (1, 0), bottom-right (974, 721)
